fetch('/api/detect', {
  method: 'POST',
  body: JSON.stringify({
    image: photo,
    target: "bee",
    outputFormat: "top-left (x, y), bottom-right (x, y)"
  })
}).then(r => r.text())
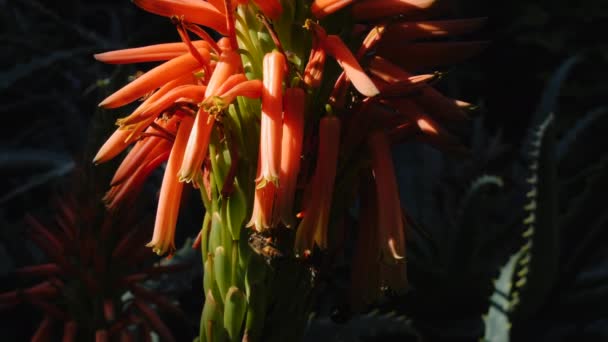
top-left (248, 232), bottom-right (284, 264)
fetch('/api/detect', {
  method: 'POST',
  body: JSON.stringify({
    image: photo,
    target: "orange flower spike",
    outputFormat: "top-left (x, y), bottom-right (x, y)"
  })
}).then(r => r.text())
top-left (99, 48), bottom-right (211, 109)
top-left (257, 51), bottom-right (286, 186)
top-left (147, 116), bottom-right (195, 256)
top-left (322, 35), bottom-right (379, 97)
top-left (133, 0), bottom-right (228, 35)
top-left (295, 116), bottom-right (341, 255)
top-left (277, 88), bottom-right (306, 227)
top-left (253, 0), bottom-right (283, 19)
top-left (93, 128), bottom-right (132, 164)
top-left (178, 108), bottom-right (214, 184)
top-left (312, 0), bottom-right (356, 19)
top-left (352, 0), bottom-right (436, 21)
top-left (94, 41), bottom-right (209, 64)
top-left (368, 130), bottom-right (406, 262)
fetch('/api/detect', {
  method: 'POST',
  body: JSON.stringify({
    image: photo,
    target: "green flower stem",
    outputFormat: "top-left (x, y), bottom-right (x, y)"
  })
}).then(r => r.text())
top-left (201, 211), bottom-right (212, 264)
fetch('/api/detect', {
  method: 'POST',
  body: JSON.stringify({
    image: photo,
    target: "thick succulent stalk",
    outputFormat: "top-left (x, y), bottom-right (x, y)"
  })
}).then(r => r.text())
top-left (197, 4), bottom-right (316, 341)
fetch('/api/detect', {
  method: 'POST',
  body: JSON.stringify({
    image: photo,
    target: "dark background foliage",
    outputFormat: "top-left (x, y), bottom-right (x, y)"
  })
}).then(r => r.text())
top-left (1, 0), bottom-right (607, 340)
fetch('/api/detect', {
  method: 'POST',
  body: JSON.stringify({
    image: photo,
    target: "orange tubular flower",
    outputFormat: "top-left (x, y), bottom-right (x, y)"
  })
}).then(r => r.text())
top-left (98, 47), bottom-right (211, 108)
top-left (253, 0), bottom-right (283, 19)
top-left (382, 98), bottom-right (462, 151)
top-left (381, 18), bottom-right (487, 42)
top-left (350, 173), bottom-right (381, 310)
top-left (277, 88), bottom-right (306, 227)
top-left (323, 35), bottom-right (379, 97)
top-left (303, 33), bottom-right (326, 88)
top-left (110, 123), bottom-right (176, 187)
top-left (213, 79), bottom-right (263, 105)
top-left (246, 52), bottom-right (287, 232)
top-left (257, 51), bottom-right (286, 186)
top-left (368, 55), bottom-right (470, 121)
top-left (119, 84), bottom-right (207, 126)
top-left (93, 41), bottom-right (210, 64)
top-left (103, 144), bottom-right (171, 211)
top-left (204, 49), bottom-right (241, 97)
top-left (93, 128), bottom-right (132, 164)
top-left (305, 20), bottom-right (379, 97)
top-left (368, 130), bottom-right (406, 263)
top-left (352, 0), bottom-right (436, 21)
top-left (179, 49), bottom-right (241, 184)
top-left (178, 108), bottom-right (214, 185)
top-left (311, 0), bottom-right (356, 19)
top-left (246, 183), bottom-right (277, 232)
top-left (147, 115), bottom-right (194, 256)
top-left (132, 0), bottom-right (228, 35)
top-left (295, 116), bottom-right (341, 256)
top-left (117, 73), bottom-right (197, 126)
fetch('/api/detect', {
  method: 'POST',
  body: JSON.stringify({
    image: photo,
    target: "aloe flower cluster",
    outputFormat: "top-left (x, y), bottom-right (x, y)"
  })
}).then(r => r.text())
top-left (0, 191), bottom-right (189, 341)
top-left (93, 0), bottom-right (483, 340)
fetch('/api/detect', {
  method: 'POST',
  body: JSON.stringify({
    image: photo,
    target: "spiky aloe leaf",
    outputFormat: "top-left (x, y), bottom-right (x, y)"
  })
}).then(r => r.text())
top-left (482, 251), bottom-right (521, 342)
top-left (508, 55), bottom-right (581, 321)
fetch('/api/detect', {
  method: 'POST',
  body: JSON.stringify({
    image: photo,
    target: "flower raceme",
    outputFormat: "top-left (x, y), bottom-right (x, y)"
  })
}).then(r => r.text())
top-left (93, 1), bottom-right (485, 332)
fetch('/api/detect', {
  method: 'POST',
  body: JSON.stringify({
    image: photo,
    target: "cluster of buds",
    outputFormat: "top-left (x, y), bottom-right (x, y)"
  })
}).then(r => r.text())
top-left (93, 0), bottom-right (484, 340)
